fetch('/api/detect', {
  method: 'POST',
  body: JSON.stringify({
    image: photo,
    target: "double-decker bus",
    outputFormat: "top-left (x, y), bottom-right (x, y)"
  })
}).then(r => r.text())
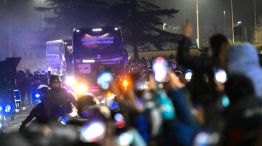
top-left (46, 40), bottom-right (73, 75)
top-left (46, 40), bottom-right (65, 75)
top-left (71, 27), bottom-right (128, 92)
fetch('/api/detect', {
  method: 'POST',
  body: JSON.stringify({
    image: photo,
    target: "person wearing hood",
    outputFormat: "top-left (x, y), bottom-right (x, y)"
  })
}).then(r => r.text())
top-left (221, 74), bottom-right (262, 146)
top-left (227, 43), bottom-right (262, 98)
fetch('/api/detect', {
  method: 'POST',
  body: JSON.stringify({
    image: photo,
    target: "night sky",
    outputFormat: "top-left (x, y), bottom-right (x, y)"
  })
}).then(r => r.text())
top-left (159, 0), bottom-right (262, 45)
top-left (0, 0), bottom-right (262, 59)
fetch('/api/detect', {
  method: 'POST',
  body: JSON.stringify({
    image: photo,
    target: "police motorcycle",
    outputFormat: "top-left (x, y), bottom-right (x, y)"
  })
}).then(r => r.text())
top-left (0, 58), bottom-right (21, 132)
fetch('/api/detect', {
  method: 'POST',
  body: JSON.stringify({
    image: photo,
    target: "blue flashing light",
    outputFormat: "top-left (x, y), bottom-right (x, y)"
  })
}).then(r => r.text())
top-left (32, 90), bottom-right (44, 105)
top-left (109, 101), bottom-right (119, 110)
top-left (5, 105), bottom-right (11, 113)
top-left (0, 103), bottom-right (15, 116)
top-left (60, 116), bottom-right (69, 125)
top-left (35, 93), bottom-right (41, 98)
top-left (82, 111), bottom-right (88, 117)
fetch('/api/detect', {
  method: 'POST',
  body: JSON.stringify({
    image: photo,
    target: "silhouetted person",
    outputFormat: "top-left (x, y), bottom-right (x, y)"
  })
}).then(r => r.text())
top-left (222, 74), bottom-right (262, 146)
top-left (20, 86), bottom-right (50, 130)
top-left (17, 70), bottom-right (27, 107)
top-left (43, 75), bottom-right (76, 120)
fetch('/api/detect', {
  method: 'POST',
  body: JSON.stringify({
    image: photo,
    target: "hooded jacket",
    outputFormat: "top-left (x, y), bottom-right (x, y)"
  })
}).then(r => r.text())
top-left (227, 43), bottom-right (262, 98)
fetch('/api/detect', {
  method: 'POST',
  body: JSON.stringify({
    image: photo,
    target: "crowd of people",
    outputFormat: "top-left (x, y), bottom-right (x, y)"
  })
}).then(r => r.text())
top-left (2, 20), bottom-right (262, 146)
top-left (16, 70), bottom-right (51, 108)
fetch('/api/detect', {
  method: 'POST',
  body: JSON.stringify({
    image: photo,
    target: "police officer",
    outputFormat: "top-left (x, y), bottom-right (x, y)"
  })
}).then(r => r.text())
top-left (43, 75), bottom-right (76, 120)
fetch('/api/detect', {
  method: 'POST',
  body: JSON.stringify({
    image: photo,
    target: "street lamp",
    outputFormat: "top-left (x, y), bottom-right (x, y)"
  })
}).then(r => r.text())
top-left (163, 23), bottom-right (167, 30)
top-left (234, 20), bottom-right (247, 42)
top-left (237, 21), bottom-right (242, 25)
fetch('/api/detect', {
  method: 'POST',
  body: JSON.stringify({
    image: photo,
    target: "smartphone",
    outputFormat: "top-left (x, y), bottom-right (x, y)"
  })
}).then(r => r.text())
top-left (114, 113), bottom-right (126, 129)
top-left (97, 71), bottom-right (113, 90)
top-left (153, 57), bottom-right (169, 83)
top-left (117, 131), bottom-right (134, 146)
top-left (193, 131), bottom-right (219, 146)
top-left (134, 81), bottom-right (149, 90)
top-left (112, 112), bottom-right (127, 137)
top-left (80, 120), bottom-right (106, 143)
top-left (214, 69), bottom-right (227, 83)
top-left (185, 70), bottom-right (193, 81)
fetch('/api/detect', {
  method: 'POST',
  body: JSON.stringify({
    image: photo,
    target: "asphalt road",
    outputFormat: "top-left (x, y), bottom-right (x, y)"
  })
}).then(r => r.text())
top-left (5, 109), bottom-right (30, 133)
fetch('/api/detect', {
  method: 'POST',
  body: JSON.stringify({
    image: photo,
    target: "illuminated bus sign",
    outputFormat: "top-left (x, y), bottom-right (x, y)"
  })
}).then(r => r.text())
top-left (81, 33), bottom-right (114, 47)
top-left (73, 27), bottom-right (125, 58)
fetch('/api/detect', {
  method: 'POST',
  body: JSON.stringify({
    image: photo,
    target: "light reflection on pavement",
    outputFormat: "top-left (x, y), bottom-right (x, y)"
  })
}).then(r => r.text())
top-left (5, 110), bottom-right (30, 133)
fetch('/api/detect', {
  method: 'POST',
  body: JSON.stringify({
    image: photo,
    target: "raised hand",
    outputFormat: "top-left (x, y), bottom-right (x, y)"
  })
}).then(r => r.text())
top-left (168, 71), bottom-right (185, 89)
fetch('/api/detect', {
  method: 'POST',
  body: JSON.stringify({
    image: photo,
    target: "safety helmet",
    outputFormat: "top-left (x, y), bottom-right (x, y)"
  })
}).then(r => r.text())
top-left (49, 75), bottom-right (61, 86)
top-left (37, 84), bottom-right (49, 95)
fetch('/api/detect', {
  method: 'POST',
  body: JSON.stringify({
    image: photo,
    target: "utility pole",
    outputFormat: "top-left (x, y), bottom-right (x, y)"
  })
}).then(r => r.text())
top-left (245, 27), bottom-right (248, 41)
top-left (5, 0), bottom-right (12, 57)
top-left (41, 0), bottom-right (45, 31)
top-left (231, 0), bottom-right (235, 43)
top-left (223, 10), bottom-right (226, 34)
top-left (254, 0), bottom-right (257, 43)
top-left (196, 0), bottom-right (200, 48)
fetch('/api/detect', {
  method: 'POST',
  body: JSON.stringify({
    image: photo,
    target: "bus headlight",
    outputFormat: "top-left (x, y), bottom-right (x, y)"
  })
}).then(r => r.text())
top-left (75, 83), bottom-right (88, 95)
top-left (65, 76), bottom-right (76, 86)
